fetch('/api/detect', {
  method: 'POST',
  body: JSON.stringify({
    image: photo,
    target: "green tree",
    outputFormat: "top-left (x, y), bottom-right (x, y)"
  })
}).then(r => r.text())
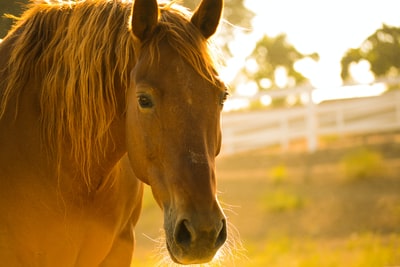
top-left (0, 0), bottom-right (29, 38)
top-left (341, 24), bottom-right (400, 81)
top-left (243, 33), bottom-right (318, 90)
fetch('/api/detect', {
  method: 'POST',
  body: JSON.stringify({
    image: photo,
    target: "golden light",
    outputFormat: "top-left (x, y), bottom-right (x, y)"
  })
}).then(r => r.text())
top-left (222, 0), bottom-right (400, 102)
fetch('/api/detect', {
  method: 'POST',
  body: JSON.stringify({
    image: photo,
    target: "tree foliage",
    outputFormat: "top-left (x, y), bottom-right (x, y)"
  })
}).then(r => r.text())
top-left (243, 34), bottom-right (318, 89)
top-left (341, 24), bottom-right (400, 80)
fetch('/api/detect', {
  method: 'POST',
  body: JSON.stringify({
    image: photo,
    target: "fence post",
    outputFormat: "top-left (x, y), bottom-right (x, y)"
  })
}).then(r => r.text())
top-left (336, 108), bottom-right (344, 136)
top-left (306, 90), bottom-right (317, 153)
top-left (396, 90), bottom-right (400, 125)
top-left (280, 116), bottom-right (289, 152)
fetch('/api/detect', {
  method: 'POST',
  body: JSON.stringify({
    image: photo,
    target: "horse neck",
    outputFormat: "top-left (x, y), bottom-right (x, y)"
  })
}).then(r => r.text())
top-left (59, 94), bottom-right (128, 192)
top-left (0, 38), bottom-right (128, 193)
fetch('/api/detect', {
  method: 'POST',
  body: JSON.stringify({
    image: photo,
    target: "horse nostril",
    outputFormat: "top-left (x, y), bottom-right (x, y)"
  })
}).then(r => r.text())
top-left (175, 219), bottom-right (192, 247)
top-left (215, 219), bottom-right (227, 248)
top-left (174, 218), bottom-right (227, 251)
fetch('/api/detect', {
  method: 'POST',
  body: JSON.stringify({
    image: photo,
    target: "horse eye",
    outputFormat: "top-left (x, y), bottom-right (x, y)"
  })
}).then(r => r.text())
top-left (220, 91), bottom-right (229, 105)
top-left (137, 95), bottom-right (153, 108)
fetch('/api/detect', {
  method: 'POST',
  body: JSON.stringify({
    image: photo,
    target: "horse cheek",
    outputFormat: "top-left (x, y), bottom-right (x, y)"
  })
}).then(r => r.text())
top-left (126, 106), bottom-right (149, 185)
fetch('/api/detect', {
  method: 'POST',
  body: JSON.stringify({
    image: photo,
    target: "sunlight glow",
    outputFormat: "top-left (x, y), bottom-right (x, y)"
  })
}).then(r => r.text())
top-left (312, 83), bottom-right (387, 104)
top-left (274, 67), bottom-right (288, 88)
top-left (260, 95), bottom-right (272, 106)
top-left (259, 78), bottom-right (272, 89)
top-left (236, 82), bottom-right (258, 97)
top-left (294, 57), bottom-right (318, 80)
top-left (349, 60), bottom-right (375, 84)
top-left (244, 58), bottom-right (258, 73)
top-left (223, 98), bottom-right (250, 112)
top-left (222, 0), bottom-right (400, 100)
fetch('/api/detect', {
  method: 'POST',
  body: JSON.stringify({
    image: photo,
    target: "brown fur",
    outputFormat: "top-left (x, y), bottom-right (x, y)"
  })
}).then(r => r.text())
top-left (0, 0), bottom-right (219, 188)
top-left (0, 0), bottom-right (227, 265)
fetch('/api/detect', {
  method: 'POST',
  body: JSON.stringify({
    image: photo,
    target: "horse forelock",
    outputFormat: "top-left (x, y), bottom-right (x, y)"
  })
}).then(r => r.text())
top-left (143, 2), bottom-right (221, 85)
top-left (0, 0), bottom-right (221, 189)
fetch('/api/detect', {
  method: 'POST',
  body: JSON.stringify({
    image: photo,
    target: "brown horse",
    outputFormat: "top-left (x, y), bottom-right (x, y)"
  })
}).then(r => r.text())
top-left (0, 0), bottom-right (229, 265)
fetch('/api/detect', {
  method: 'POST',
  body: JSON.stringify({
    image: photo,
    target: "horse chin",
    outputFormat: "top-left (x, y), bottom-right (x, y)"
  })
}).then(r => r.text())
top-left (166, 238), bottom-right (215, 265)
top-left (166, 241), bottom-right (215, 265)
top-left (166, 242), bottom-right (182, 264)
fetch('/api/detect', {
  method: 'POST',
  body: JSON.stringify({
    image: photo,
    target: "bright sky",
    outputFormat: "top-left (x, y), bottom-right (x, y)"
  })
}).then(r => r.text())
top-left (221, 0), bottom-right (400, 90)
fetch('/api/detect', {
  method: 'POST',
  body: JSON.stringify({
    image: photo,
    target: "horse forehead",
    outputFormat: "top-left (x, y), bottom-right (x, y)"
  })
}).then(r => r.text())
top-left (157, 42), bottom-right (207, 83)
top-left (135, 42), bottom-right (220, 103)
top-left (155, 55), bottom-right (213, 99)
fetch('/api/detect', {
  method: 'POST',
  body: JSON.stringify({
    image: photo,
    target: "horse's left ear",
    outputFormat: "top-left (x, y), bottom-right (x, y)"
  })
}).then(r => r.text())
top-left (191, 0), bottom-right (223, 39)
top-left (130, 0), bottom-right (159, 41)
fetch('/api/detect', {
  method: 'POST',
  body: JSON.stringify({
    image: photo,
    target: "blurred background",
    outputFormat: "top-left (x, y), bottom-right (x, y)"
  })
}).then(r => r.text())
top-left (2, 0), bottom-right (400, 266)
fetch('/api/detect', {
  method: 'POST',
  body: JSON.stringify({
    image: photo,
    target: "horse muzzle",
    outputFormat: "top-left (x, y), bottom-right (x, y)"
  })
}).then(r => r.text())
top-left (164, 208), bottom-right (227, 264)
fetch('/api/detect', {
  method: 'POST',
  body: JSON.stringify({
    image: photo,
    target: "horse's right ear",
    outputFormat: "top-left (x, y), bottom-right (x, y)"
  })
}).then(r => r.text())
top-left (130, 0), bottom-right (159, 41)
top-left (191, 0), bottom-right (223, 39)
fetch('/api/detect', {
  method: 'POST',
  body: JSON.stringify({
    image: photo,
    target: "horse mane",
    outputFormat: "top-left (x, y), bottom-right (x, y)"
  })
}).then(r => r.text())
top-left (140, 2), bottom-right (219, 85)
top-left (0, 0), bottom-right (219, 188)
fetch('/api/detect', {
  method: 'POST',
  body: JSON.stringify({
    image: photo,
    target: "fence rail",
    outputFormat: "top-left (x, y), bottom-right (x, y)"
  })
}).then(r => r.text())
top-left (221, 90), bottom-right (400, 155)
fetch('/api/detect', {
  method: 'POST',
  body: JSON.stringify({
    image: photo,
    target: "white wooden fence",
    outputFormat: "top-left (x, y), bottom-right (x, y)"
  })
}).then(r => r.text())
top-left (220, 90), bottom-right (400, 155)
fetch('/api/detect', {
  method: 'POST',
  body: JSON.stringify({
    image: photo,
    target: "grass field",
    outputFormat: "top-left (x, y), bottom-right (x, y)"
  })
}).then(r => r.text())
top-left (131, 134), bottom-right (400, 266)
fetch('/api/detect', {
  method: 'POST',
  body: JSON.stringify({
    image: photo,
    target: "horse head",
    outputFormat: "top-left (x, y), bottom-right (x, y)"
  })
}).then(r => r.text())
top-left (126, 0), bottom-right (227, 264)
